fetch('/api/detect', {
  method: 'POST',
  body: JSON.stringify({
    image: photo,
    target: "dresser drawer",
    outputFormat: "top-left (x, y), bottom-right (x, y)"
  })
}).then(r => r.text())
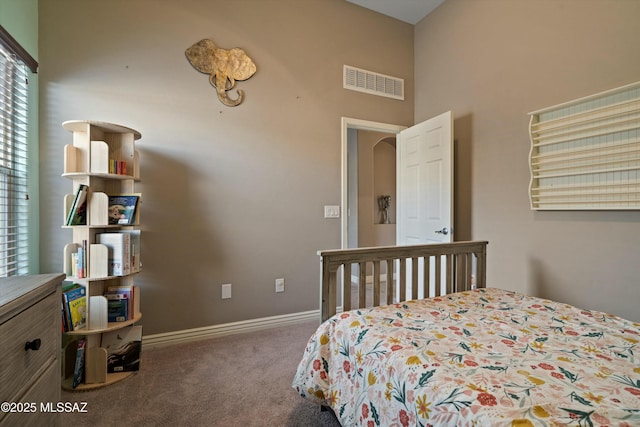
top-left (0, 360), bottom-right (60, 427)
top-left (0, 291), bottom-right (60, 402)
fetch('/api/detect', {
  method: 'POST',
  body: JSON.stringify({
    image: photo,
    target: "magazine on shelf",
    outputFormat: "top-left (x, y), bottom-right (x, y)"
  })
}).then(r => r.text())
top-left (108, 194), bottom-right (140, 225)
top-left (102, 326), bottom-right (142, 373)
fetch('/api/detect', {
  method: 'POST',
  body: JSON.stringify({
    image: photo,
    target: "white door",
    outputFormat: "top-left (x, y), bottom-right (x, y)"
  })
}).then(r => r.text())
top-left (397, 111), bottom-right (453, 245)
top-left (396, 111), bottom-right (453, 299)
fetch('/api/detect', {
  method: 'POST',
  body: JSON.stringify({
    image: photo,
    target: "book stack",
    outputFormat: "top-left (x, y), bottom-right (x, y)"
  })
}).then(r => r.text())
top-left (61, 282), bottom-right (87, 332)
top-left (108, 159), bottom-right (128, 175)
top-left (97, 231), bottom-right (141, 276)
top-left (70, 239), bottom-right (88, 278)
top-left (97, 232), bottom-right (131, 276)
top-left (104, 285), bottom-right (140, 322)
top-left (66, 184), bottom-right (88, 226)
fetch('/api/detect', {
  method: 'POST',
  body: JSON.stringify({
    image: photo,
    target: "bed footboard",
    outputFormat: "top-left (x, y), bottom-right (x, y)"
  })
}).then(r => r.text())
top-left (318, 241), bottom-right (488, 322)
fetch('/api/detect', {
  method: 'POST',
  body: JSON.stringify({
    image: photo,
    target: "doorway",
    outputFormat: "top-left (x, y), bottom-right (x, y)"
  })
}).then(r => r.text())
top-left (341, 118), bottom-right (406, 249)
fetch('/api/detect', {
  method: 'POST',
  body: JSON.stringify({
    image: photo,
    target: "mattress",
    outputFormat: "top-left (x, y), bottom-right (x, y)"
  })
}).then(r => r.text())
top-left (292, 287), bottom-right (640, 426)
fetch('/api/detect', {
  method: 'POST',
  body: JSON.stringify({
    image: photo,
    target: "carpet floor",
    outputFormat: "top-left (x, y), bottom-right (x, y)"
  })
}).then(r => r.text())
top-left (60, 319), bottom-right (341, 427)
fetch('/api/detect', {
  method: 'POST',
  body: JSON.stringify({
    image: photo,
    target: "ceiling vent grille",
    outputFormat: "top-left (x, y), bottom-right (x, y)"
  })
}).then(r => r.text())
top-left (343, 65), bottom-right (404, 100)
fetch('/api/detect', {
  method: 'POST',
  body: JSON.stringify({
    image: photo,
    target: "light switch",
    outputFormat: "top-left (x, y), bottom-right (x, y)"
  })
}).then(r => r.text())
top-left (221, 283), bottom-right (232, 299)
top-left (324, 205), bottom-right (340, 218)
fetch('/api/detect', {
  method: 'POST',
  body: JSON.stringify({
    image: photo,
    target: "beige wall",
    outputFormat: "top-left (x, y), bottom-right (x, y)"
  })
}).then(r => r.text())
top-left (38, 0), bottom-right (414, 334)
top-left (415, 0), bottom-right (640, 321)
top-left (39, 0), bottom-right (640, 334)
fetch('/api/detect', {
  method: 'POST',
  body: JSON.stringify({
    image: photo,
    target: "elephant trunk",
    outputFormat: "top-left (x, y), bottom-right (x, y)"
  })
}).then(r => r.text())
top-left (209, 74), bottom-right (243, 107)
top-left (217, 88), bottom-right (244, 107)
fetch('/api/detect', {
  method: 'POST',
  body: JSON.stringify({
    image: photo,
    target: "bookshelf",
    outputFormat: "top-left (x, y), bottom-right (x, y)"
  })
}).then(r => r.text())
top-left (60, 120), bottom-right (143, 391)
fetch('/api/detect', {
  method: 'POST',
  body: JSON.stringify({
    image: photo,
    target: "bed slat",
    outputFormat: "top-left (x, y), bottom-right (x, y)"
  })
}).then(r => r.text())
top-left (385, 259), bottom-right (394, 305)
top-left (342, 263), bottom-right (351, 312)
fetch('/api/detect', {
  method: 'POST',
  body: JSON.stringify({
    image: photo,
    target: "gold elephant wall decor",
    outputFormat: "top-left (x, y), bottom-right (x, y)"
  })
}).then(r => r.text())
top-left (185, 39), bottom-right (257, 107)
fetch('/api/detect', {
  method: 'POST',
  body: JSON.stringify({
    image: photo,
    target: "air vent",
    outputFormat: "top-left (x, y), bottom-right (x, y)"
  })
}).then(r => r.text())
top-left (343, 65), bottom-right (404, 100)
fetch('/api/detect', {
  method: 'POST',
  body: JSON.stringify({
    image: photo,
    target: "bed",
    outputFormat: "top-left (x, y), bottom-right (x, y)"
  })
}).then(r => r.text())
top-left (292, 241), bottom-right (640, 426)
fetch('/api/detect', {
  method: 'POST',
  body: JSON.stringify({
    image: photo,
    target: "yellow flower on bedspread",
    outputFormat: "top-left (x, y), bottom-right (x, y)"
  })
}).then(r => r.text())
top-left (512, 419), bottom-right (535, 427)
top-left (532, 405), bottom-right (550, 418)
top-left (416, 394), bottom-right (431, 419)
top-left (368, 371), bottom-right (377, 386)
top-left (406, 356), bottom-right (421, 365)
top-left (327, 390), bottom-right (338, 406)
top-left (319, 334), bottom-right (329, 345)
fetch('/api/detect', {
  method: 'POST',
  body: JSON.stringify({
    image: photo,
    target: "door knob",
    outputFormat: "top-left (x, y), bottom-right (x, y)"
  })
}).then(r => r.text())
top-left (435, 227), bottom-right (449, 235)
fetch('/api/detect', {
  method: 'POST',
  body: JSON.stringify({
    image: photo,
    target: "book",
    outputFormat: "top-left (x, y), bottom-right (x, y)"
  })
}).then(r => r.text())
top-left (61, 300), bottom-right (69, 333)
top-left (97, 232), bottom-right (131, 276)
top-left (66, 184), bottom-right (88, 226)
top-left (108, 194), bottom-right (139, 225)
top-left (121, 230), bottom-right (141, 273)
top-left (72, 339), bottom-right (86, 389)
top-left (102, 326), bottom-right (142, 373)
top-left (76, 240), bottom-right (87, 279)
top-left (63, 284), bottom-right (87, 331)
top-left (62, 283), bottom-right (83, 331)
top-left (105, 293), bottom-right (129, 322)
top-left (106, 285), bottom-right (140, 319)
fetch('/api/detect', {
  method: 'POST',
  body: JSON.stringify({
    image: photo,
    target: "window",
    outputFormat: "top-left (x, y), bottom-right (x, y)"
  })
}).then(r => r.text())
top-left (0, 26), bottom-right (37, 276)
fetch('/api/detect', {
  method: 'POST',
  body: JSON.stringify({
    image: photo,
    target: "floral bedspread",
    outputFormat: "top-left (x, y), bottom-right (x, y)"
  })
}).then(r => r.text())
top-left (292, 288), bottom-right (640, 426)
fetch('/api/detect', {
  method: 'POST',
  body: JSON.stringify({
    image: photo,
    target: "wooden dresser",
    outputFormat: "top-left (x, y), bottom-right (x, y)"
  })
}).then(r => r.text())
top-left (0, 273), bottom-right (64, 427)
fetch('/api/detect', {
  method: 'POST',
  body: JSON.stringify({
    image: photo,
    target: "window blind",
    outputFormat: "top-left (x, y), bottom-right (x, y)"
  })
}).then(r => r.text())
top-left (528, 81), bottom-right (640, 210)
top-left (0, 46), bottom-right (30, 276)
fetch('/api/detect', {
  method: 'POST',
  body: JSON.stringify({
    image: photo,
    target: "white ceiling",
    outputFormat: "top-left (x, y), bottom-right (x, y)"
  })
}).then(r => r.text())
top-left (345, 0), bottom-right (445, 25)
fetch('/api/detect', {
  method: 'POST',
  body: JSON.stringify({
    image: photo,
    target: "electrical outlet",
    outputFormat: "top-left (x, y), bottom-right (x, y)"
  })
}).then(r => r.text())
top-left (221, 283), bottom-right (232, 299)
top-left (275, 278), bottom-right (285, 293)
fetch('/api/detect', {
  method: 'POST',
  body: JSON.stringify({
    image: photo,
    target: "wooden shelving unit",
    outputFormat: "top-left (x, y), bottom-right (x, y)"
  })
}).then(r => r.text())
top-left (61, 120), bottom-right (143, 391)
top-left (528, 81), bottom-right (640, 210)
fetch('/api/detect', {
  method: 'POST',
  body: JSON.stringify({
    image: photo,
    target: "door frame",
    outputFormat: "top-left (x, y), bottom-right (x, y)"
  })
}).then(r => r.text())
top-left (340, 117), bottom-right (406, 249)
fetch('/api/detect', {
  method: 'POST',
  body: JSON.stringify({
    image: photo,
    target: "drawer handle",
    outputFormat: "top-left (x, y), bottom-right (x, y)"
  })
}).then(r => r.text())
top-left (24, 338), bottom-right (41, 352)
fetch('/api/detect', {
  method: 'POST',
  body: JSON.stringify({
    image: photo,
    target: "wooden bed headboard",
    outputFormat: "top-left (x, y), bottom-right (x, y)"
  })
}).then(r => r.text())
top-left (318, 241), bottom-right (488, 322)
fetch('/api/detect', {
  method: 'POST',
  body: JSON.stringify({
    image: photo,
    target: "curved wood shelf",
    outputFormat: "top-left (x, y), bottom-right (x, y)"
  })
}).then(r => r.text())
top-left (66, 313), bottom-right (142, 336)
top-left (63, 270), bottom-right (142, 283)
top-left (62, 371), bottom-right (136, 392)
top-left (62, 120), bottom-right (142, 140)
top-left (61, 224), bottom-right (139, 229)
top-left (62, 172), bottom-right (140, 181)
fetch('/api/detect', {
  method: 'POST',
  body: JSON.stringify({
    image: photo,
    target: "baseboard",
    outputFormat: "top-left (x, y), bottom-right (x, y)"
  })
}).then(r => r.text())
top-left (142, 309), bottom-right (320, 349)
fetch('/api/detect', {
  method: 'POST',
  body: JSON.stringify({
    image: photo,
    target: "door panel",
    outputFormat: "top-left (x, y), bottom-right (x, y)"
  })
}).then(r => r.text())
top-left (426, 160), bottom-right (441, 220)
top-left (397, 111), bottom-right (453, 245)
